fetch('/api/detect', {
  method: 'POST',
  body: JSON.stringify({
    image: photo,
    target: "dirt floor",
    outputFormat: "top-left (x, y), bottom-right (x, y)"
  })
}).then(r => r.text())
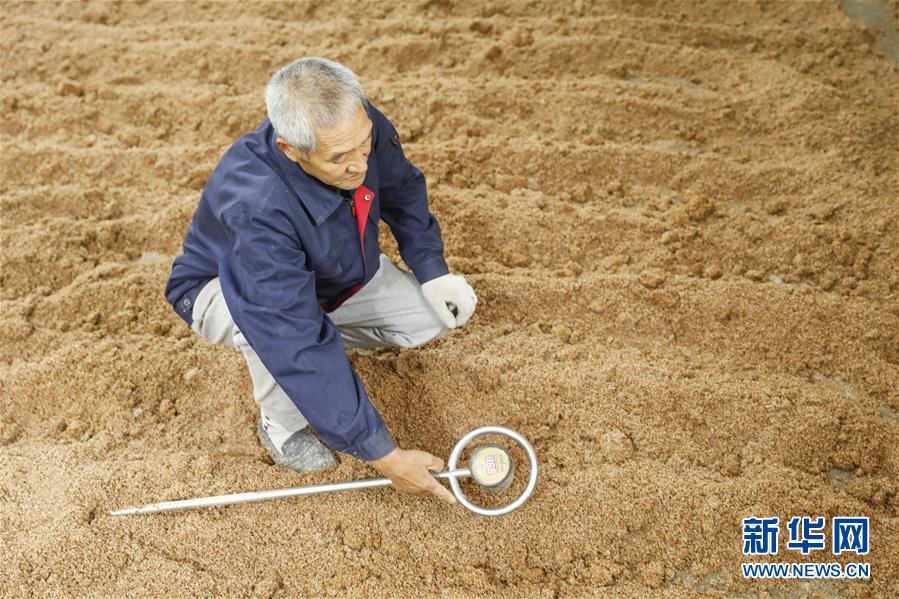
top-left (1, 0), bottom-right (898, 596)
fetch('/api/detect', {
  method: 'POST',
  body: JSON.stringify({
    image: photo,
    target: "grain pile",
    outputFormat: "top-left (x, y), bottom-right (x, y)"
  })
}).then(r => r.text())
top-left (1, 1), bottom-right (897, 596)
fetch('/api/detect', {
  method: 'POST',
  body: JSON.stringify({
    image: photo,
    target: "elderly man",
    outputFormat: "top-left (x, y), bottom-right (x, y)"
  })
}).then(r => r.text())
top-left (164, 58), bottom-right (476, 504)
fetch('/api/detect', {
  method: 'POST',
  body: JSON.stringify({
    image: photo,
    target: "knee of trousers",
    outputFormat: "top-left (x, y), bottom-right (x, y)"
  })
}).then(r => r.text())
top-left (383, 320), bottom-right (449, 349)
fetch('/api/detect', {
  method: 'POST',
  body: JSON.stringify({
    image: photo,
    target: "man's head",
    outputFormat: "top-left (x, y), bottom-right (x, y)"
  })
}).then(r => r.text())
top-left (265, 57), bottom-right (373, 190)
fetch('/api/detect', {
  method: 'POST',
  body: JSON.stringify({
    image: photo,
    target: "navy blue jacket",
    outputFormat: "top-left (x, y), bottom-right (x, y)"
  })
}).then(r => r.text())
top-left (164, 102), bottom-right (448, 461)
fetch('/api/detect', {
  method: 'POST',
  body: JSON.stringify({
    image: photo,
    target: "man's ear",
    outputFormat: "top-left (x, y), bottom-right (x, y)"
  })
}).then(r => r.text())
top-left (275, 137), bottom-right (307, 163)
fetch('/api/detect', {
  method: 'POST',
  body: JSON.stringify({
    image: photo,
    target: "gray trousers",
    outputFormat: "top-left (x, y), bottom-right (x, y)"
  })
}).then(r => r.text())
top-left (189, 253), bottom-right (448, 435)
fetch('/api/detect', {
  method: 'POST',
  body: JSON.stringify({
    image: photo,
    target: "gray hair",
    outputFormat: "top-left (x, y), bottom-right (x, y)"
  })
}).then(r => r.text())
top-left (265, 57), bottom-right (367, 154)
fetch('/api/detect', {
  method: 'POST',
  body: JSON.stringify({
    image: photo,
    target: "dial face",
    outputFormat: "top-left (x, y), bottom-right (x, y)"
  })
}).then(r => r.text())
top-left (470, 444), bottom-right (514, 490)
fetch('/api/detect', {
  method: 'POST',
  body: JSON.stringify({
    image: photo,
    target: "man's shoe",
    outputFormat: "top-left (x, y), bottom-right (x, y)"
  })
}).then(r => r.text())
top-left (257, 421), bottom-right (340, 473)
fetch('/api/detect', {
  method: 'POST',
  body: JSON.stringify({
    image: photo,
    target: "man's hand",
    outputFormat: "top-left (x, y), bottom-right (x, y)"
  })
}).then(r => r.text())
top-left (368, 447), bottom-right (457, 505)
top-left (421, 273), bottom-right (477, 329)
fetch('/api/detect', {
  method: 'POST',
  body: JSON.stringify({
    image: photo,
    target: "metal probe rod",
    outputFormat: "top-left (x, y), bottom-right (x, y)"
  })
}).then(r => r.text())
top-left (108, 468), bottom-right (471, 516)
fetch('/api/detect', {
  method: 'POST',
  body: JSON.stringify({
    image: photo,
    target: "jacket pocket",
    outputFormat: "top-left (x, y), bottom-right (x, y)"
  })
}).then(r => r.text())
top-left (312, 247), bottom-right (344, 279)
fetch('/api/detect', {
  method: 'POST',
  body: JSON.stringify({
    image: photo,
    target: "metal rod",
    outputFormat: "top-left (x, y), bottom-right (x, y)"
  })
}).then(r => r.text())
top-left (108, 468), bottom-right (471, 516)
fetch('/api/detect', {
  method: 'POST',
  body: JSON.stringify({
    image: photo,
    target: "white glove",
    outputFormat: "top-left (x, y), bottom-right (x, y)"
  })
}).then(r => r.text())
top-left (420, 273), bottom-right (477, 329)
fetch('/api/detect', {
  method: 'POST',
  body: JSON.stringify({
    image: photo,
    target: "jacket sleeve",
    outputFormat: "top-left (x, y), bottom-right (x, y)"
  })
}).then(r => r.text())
top-left (217, 205), bottom-right (396, 461)
top-left (372, 105), bottom-right (450, 284)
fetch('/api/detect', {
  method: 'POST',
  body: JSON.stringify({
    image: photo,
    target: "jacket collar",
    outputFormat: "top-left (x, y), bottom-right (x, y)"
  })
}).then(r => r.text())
top-left (264, 118), bottom-right (379, 226)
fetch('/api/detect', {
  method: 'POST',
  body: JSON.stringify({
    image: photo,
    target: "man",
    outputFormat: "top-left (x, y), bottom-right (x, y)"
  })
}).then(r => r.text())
top-left (164, 58), bottom-right (477, 505)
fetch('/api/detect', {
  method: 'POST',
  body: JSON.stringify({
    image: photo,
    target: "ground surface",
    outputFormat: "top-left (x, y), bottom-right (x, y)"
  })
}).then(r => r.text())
top-left (1, 1), bottom-right (898, 597)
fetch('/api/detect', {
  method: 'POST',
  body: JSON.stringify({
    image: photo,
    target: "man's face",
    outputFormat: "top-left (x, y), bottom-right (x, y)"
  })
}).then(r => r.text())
top-left (276, 104), bottom-right (373, 191)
